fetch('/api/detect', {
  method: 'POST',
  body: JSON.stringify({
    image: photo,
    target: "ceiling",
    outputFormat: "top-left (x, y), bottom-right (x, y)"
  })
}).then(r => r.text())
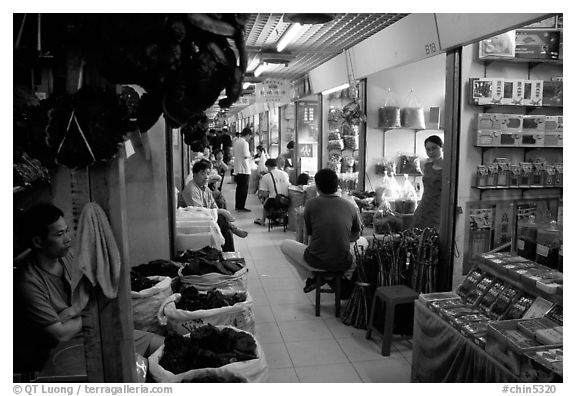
top-left (206, 13), bottom-right (409, 120)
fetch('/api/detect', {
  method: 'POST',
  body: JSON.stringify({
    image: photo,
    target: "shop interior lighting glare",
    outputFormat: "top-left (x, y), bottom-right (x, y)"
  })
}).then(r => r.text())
top-left (242, 82), bottom-right (253, 89)
top-left (254, 62), bottom-right (269, 77)
top-left (246, 56), bottom-right (260, 72)
top-left (322, 83), bottom-right (350, 96)
top-left (276, 23), bottom-right (304, 52)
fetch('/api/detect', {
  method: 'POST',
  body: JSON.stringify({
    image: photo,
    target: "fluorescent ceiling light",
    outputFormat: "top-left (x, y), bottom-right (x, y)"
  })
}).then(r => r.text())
top-left (277, 23), bottom-right (304, 52)
top-left (246, 56), bottom-right (260, 72)
top-left (253, 63), bottom-right (268, 77)
top-left (322, 83), bottom-right (350, 96)
top-left (242, 82), bottom-right (253, 89)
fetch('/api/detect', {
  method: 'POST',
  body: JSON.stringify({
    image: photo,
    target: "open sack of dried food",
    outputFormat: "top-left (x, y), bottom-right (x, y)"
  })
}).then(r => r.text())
top-left (174, 247), bottom-right (248, 292)
top-left (131, 275), bottom-right (173, 335)
top-left (148, 324), bottom-right (267, 383)
top-left (158, 286), bottom-right (255, 335)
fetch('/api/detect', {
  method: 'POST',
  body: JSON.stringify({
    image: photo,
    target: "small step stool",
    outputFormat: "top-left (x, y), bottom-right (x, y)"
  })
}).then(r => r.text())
top-left (366, 285), bottom-right (419, 356)
top-left (312, 271), bottom-right (343, 317)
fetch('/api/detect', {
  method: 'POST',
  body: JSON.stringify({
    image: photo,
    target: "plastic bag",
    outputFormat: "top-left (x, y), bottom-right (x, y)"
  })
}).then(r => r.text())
top-left (401, 89), bottom-right (426, 129)
top-left (343, 135), bottom-right (359, 150)
top-left (341, 156), bottom-right (355, 173)
top-left (378, 88), bottom-right (402, 128)
top-left (131, 276), bottom-right (173, 335)
top-left (328, 130), bottom-right (341, 140)
top-left (381, 174), bottom-right (401, 201)
top-left (177, 264), bottom-right (248, 293)
top-left (397, 153), bottom-right (422, 175)
top-left (158, 291), bottom-right (255, 335)
top-left (328, 139), bottom-right (344, 151)
top-left (148, 326), bottom-right (268, 383)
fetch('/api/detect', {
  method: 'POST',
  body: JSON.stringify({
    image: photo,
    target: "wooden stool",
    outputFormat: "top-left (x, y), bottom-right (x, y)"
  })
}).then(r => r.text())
top-left (312, 271), bottom-right (343, 317)
top-left (366, 285), bottom-right (419, 356)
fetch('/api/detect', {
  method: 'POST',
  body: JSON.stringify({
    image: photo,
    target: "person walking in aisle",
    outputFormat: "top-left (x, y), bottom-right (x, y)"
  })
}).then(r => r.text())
top-left (233, 127), bottom-right (253, 212)
top-left (280, 168), bottom-right (361, 293)
top-left (13, 204), bottom-right (164, 377)
top-left (412, 135), bottom-right (443, 229)
top-left (254, 158), bottom-right (290, 226)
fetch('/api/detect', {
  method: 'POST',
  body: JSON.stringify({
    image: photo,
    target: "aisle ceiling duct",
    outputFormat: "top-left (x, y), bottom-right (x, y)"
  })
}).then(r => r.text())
top-left (207, 13), bottom-right (409, 119)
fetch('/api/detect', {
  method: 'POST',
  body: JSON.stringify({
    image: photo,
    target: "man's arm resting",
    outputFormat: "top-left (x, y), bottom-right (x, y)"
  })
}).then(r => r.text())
top-left (44, 316), bottom-right (82, 342)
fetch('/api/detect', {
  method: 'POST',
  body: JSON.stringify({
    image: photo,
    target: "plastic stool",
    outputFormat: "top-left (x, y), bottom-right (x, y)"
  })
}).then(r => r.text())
top-left (312, 271), bottom-right (343, 317)
top-left (366, 285), bottom-right (419, 356)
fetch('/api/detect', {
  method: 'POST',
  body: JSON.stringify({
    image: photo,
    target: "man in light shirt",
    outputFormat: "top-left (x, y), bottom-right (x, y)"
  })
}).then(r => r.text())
top-left (233, 127), bottom-right (253, 212)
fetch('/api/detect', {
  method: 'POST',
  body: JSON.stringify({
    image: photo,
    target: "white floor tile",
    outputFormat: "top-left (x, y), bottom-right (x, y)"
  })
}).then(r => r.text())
top-left (294, 363), bottom-right (363, 383)
top-left (272, 303), bottom-right (321, 322)
top-left (336, 335), bottom-right (403, 362)
top-left (259, 342), bottom-right (293, 369)
top-left (260, 277), bottom-right (304, 292)
top-left (255, 322), bottom-right (284, 344)
top-left (277, 319), bottom-right (333, 342)
top-left (285, 339), bottom-right (348, 367)
top-left (253, 305), bottom-right (276, 323)
top-left (352, 358), bottom-right (412, 383)
top-left (265, 290), bottom-right (311, 305)
top-left (266, 367), bottom-right (299, 383)
top-left (323, 318), bottom-right (370, 339)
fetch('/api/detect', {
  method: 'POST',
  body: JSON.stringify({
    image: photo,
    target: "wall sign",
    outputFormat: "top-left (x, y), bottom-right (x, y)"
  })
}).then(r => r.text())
top-left (255, 79), bottom-right (291, 104)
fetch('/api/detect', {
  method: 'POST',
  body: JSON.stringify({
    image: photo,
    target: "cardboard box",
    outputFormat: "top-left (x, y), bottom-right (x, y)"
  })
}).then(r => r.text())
top-left (521, 115), bottom-right (546, 132)
top-left (523, 80), bottom-right (544, 106)
top-left (515, 29), bottom-right (560, 60)
top-left (542, 81), bottom-right (563, 106)
top-left (544, 116), bottom-right (563, 132)
top-left (502, 79), bottom-right (525, 105)
top-left (500, 132), bottom-right (521, 146)
top-left (477, 130), bottom-right (501, 146)
top-left (544, 132), bottom-right (563, 148)
top-left (519, 132), bottom-right (545, 147)
top-left (470, 78), bottom-right (495, 105)
top-left (475, 113), bottom-right (501, 130)
top-left (500, 114), bottom-right (523, 131)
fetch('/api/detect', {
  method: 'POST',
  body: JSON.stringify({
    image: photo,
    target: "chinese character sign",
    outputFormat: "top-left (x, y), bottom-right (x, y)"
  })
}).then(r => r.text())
top-left (255, 79), bottom-right (292, 104)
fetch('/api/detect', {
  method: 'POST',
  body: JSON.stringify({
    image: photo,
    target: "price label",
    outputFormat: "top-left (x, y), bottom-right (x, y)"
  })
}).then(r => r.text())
top-left (536, 244), bottom-right (550, 257)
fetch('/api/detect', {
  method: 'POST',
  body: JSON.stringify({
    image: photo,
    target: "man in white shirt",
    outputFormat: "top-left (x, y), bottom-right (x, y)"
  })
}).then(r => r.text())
top-left (254, 158), bottom-right (290, 225)
top-left (233, 128), bottom-right (253, 212)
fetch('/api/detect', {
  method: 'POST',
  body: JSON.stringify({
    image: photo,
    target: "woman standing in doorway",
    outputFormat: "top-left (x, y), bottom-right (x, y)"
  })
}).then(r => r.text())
top-left (413, 135), bottom-right (443, 230)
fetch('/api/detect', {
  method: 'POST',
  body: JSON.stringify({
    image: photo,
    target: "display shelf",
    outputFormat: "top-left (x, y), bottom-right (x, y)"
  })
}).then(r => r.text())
top-left (470, 103), bottom-right (563, 109)
top-left (474, 145), bottom-right (563, 149)
top-left (478, 57), bottom-right (562, 65)
top-left (473, 186), bottom-right (561, 190)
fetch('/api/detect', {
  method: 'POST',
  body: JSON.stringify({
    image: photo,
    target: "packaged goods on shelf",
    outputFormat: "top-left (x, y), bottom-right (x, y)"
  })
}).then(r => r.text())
top-left (475, 113), bottom-right (502, 130)
top-left (523, 80), bottom-right (544, 106)
top-left (501, 114), bottom-right (523, 132)
top-left (502, 79), bottom-right (525, 105)
top-left (378, 106), bottom-right (401, 128)
top-left (543, 132), bottom-right (562, 148)
top-left (544, 116), bottom-right (563, 131)
top-left (515, 30), bottom-right (560, 60)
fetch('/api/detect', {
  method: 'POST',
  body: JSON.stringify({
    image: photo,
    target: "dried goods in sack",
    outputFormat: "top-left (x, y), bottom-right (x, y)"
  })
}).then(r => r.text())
top-left (148, 325), bottom-right (268, 382)
top-left (131, 276), bottom-right (173, 335)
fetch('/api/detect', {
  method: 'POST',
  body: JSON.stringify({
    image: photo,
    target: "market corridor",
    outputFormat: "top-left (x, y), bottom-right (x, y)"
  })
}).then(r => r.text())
top-left (220, 183), bottom-right (413, 383)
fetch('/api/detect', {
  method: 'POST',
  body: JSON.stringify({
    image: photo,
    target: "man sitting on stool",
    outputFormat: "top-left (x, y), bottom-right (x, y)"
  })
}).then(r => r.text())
top-left (280, 168), bottom-right (361, 292)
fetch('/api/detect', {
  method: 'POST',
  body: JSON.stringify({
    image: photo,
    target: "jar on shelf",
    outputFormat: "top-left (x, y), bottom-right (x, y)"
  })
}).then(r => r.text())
top-left (517, 215), bottom-right (538, 260)
top-left (535, 220), bottom-right (562, 269)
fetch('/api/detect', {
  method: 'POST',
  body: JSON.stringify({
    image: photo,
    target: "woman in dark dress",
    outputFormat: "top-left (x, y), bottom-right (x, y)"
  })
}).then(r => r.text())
top-left (413, 135), bottom-right (443, 229)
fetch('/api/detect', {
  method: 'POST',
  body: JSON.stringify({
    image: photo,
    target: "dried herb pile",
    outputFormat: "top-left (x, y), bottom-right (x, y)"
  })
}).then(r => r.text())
top-left (173, 285), bottom-right (246, 311)
top-left (159, 324), bottom-right (257, 374)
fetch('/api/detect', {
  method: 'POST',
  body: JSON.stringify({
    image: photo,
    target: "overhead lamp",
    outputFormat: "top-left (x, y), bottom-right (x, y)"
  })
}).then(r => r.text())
top-left (246, 55), bottom-right (260, 72)
top-left (322, 83), bottom-right (350, 96)
top-left (253, 62), bottom-right (269, 78)
top-left (276, 23), bottom-right (304, 52)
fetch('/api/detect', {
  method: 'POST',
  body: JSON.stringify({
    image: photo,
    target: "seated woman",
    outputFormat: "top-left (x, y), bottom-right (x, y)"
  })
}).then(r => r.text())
top-left (254, 158), bottom-right (290, 226)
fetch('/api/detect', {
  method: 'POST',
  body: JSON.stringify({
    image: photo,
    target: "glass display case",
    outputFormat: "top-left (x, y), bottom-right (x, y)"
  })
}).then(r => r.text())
top-left (296, 95), bottom-right (320, 178)
top-left (269, 108), bottom-right (280, 158)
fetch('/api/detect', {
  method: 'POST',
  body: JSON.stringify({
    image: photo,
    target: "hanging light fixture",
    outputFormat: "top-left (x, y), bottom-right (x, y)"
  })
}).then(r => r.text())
top-left (277, 23), bottom-right (304, 52)
top-left (253, 62), bottom-right (269, 78)
top-left (322, 83), bottom-right (350, 96)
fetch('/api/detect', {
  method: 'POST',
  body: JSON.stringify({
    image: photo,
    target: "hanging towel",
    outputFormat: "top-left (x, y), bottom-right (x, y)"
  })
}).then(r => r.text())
top-left (73, 202), bottom-right (122, 299)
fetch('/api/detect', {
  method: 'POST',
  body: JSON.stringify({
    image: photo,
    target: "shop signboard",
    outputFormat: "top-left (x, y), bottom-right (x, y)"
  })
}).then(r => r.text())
top-left (255, 78), bottom-right (291, 104)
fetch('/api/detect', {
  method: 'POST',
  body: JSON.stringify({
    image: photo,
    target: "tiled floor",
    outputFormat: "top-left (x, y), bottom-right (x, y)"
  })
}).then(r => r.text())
top-left (220, 180), bottom-right (413, 383)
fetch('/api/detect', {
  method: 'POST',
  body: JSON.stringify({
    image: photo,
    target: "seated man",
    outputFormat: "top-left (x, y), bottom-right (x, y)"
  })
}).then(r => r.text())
top-left (280, 168), bottom-right (361, 293)
top-left (254, 158), bottom-right (290, 226)
top-left (13, 204), bottom-right (164, 376)
top-left (182, 160), bottom-right (247, 252)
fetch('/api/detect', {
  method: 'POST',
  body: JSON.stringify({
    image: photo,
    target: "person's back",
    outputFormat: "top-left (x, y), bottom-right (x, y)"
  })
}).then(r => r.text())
top-left (261, 168), bottom-right (290, 197)
top-left (304, 194), bottom-right (358, 271)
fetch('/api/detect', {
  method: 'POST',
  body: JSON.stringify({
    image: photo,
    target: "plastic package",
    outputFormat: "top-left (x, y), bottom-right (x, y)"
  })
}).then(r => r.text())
top-left (328, 107), bottom-right (344, 129)
top-left (328, 130), bottom-right (341, 140)
top-left (343, 135), bottom-right (359, 150)
top-left (401, 89), bottom-right (426, 129)
top-left (535, 221), bottom-right (562, 269)
top-left (341, 156), bottom-right (356, 173)
top-left (381, 174), bottom-right (401, 202)
top-left (397, 153), bottom-right (422, 175)
top-left (341, 123), bottom-right (359, 136)
top-left (378, 88), bottom-right (402, 128)
top-left (517, 215), bottom-right (538, 260)
top-left (328, 139), bottom-right (344, 151)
